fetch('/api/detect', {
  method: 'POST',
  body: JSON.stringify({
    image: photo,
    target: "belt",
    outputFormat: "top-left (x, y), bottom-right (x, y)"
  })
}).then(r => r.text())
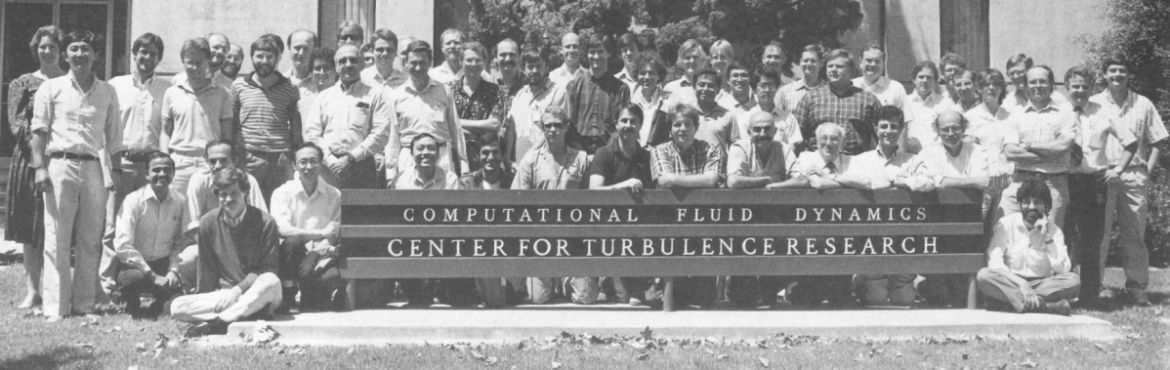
top-left (248, 150), bottom-right (288, 158)
top-left (120, 151), bottom-right (153, 162)
top-left (1014, 169), bottom-right (1067, 179)
top-left (49, 152), bottom-right (98, 161)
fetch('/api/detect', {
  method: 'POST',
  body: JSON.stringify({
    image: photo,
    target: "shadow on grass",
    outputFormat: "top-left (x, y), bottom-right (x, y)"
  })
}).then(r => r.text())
top-left (0, 345), bottom-right (95, 370)
top-left (1080, 288), bottom-right (1168, 313)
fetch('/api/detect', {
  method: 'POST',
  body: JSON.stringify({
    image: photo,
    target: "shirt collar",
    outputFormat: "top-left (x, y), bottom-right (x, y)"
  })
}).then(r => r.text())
top-left (412, 167), bottom-right (445, 188)
top-left (245, 72), bottom-right (289, 89)
top-left (405, 77), bottom-right (439, 94)
top-left (1024, 100), bottom-right (1060, 113)
top-left (221, 206), bottom-right (248, 229)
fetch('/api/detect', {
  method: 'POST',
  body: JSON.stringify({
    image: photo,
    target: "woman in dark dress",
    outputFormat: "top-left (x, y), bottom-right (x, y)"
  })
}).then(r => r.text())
top-left (6, 25), bottom-right (65, 309)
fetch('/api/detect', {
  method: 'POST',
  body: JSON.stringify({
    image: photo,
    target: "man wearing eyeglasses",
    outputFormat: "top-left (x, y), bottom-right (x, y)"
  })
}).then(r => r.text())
top-left (269, 143), bottom-right (343, 313)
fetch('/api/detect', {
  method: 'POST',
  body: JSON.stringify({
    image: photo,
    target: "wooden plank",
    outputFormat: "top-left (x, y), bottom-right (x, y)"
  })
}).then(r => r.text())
top-left (342, 189), bottom-right (983, 207)
top-left (339, 254), bottom-right (987, 278)
top-left (341, 223), bottom-right (983, 239)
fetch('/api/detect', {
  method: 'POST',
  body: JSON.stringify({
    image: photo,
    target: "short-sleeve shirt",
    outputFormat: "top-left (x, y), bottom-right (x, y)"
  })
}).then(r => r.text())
top-left (507, 80), bottom-right (565, 162)
top-left (395, 167), bottom-right (460, 190)
top-left (730, 105), bottom-right (802, 146)
top-left (511, 144), bottom-right (589, 190)
top-left (162, 81), bottom-right (234, 156)
top-left (775, 80), bottom-right (823, 112)
top-left (385, 78), bottom-right (467, 172)
top-left (588, 138), bottom-right (652, 186)
top-left (172, 71), bottom-right (235, 90)
top-left (852, 76), bottom-right (907, 109)
top-left (1091, 90), bottom-right (1169, 168)
top-left (109, 75), bottom-right (171, 153)
top-left (562, 73), bottom-right (631, 153)
top-left (450, 78), bottom-right (503, 122)
top-left (232, 72), bottom-right (302, 153)
top-left (915, 142), bottom-right (991, 187)
top-left (793, 84), bottom-right (880, 155)
top-left (270, 177), bottom-right (342, 245)
top-left (726, 138), bottom-right (792, 183)
top-left (694, 104), bottom-right (736, 150)
top-left (649, 140), bottom-right (724, 181)
top-left (964, 103), bottom-right (1013, 176)
top-left (903, 91), bottom-right (958, 150)
top-left (790, 151), bottom-right (851, 178)
top-left (1002, 102), bottom-right (1078, 173)
top-left (31, 74), bottom-right (122, 156)
top-left (845, 148), bottom-right (920, 189)
top-left (1073, 102), bottom-right (1137, 173)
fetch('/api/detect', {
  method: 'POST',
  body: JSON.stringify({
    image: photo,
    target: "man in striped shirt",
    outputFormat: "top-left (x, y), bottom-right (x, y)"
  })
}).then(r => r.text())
top-left (233, 34), bottom-right (302, 201)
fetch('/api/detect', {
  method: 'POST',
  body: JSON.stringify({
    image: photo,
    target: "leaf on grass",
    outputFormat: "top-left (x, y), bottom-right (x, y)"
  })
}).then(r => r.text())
top-left (640, 327), bottom-right (653, 341)
top-left (471, 350), bottom-right (487, 360)
top-left (962, 353), bottom-right (969, 360)
top-left (485, 356), bottom-right (499, 365)
top-left (1094, 343), bottom-right (1108, 352)
top-left (758, 357), bottom-right (771, 367)
top-left (636, 353), bottom-right (650, 361)
top-left (551, 360), bottom-right (563, 369)
top-left (716, 354), bottom-right (728, 361)
top-left (152, 348), bottom-right (162, 359)
top-left (1019, 359), bottom-right (1038, 368)
top-left (128, 366), bottom-right (139, 370)
top-left (76, 342), bottom-right (96, 349)
top-left (348, 347), bottom-right (355, 354)
top-left (133, 343), bottom-right (147, 352)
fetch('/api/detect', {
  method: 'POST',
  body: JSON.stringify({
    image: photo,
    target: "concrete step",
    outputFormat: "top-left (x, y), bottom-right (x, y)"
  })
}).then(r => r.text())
top-left (228, 306), bottom-right (1119, 345)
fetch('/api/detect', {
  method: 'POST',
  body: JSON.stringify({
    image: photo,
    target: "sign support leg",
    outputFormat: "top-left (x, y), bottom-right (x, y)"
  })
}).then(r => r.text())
top-left (663, 277), bottom-right (675, 312)
top-left (344, 279), bottom-right (356, 311)
top-left (966, 274), bottom-right (978, 309)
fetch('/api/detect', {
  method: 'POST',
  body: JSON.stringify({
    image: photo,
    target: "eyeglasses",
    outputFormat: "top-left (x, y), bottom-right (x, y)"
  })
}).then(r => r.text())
top-left (937, 126), bottom-right (964, 134)
top-left (749, 126), bottom-right (773, 134)
top-left (542, 122), bottom-right (565, 130)
top-left (296, 158), bottom-right (321, 167)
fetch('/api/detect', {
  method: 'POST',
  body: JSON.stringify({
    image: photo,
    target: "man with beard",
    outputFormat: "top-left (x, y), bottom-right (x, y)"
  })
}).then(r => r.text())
top-left (383, 40), bottom-right (468, 186)
top-left (233, 34), bottom-right (302, 202)
top-left (113, 152), bottom-right (188, 318)
top-left (977, 178), bottom-right (1078, 315)
top-left (163, 38), bottom-right (235, 195)
top-left (1084, 54), bottom-right (1159, 306)
top-left (174, 33), bottom-right (234, 88)
top-left (853, 45), bottom-right (906, 109)
top-left (30, 29), bottom-right (122, 322)
top-left (562, 33), bottom-right (631, 154)
top-left (360, 29), bottom-right (409, 89)
top-left (304, 44), bottom-right (392, 189)
top-left (269, 143), bottom-right (344, 312)
top-left (793, 49), bottom-right (879, 155)
top-left (549, 32), bottom-right (586, 86)
top-left (505, 46), bottom-right (565, 165)
top-left (221, 44), bottom-right (244, 81)
top-left (999, 66), bottom-right (1076, 230)
top-left (458, 133), bottom-right (518, 306)
top-left (173, 168), bottom-right (283, 337)
top-left (649, 105), bottom-right (723, 309)
top-left (284, 30), bottom-right (318, 89)
top-left (725, 110), bottom-right (804, 308)
top-left (429, 28), bottom-right (464, 85)
top-left (730, 68), bottom-right (801, 146)
top-left (104, 33), bottom-right (172, 304)
top-left (490, 39), bottom-right (524, 98)
top-left (912, 110), bottom-right (994, 307)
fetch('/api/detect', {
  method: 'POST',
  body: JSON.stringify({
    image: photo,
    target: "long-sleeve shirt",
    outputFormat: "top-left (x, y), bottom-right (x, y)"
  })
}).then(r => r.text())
top-left (31, 73), bottom-right (123, 157)
top-left (114, 186), bottom-right (190, 273)
top-left (108, 74), bottom-right (171, 153)
top-left (303, 81), bottom-right (394, 161)
top-left (196, 205), bottom-right (281, 293)
top-left (232, 72), bottom-right (302, 153)
top-left (987, 212), bottom-right (1071, 278)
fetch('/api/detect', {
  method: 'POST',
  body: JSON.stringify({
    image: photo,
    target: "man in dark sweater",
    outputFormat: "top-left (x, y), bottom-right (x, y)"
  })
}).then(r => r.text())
top-left (171, 168), bottom-right (283, 337)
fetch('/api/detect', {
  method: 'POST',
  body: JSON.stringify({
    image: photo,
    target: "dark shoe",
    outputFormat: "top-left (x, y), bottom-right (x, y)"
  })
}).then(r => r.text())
top-left (1130, 290), bottom-right (1152, 307)
top-left (1044, 299), bottom-right (1071, 316)
top-left (184, 319), bottom-right (229, 338)
top-left (279, 287), bottom-right (300, 315)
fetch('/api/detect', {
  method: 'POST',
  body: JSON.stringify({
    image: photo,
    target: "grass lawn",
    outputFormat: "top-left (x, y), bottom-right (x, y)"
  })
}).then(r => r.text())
top-left (0, 263), bottom-right (1165, 370)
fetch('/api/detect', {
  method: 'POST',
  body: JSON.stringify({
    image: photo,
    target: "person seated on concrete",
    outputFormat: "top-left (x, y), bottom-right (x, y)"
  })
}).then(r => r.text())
top-left (976, 178), bottom-right (1078, 315)
top-left (588, 104), bottom-right (655, 306)
top-left (395, 133), bottom-right (466, 307)
top-left (173, 168), bottom-right (283, 337)
top-left (725, 110), bottom-right (803, 308)
top-left (648, 104), bottom-right (723, 309)
top-left (914, 110), bottom-right (994, 308)
top-left (177, 140), bottom-right (268, 294)
top-left (513, 107), bottom-right (594, 305)
top-left (113, 152), bottom-right (190, 318)
top-left (269, 143), bottom-right (344, 313)
top-left (457, 133), bottom-right (520, 308)
top-left (785, 122), bottom-right (856, 307)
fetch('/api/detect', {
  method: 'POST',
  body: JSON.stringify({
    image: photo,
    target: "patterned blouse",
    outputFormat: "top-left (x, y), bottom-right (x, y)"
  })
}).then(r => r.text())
top-left (450, 77), bottom-right (504, 121)
top-left (7, 72), bottom-right (47, 141)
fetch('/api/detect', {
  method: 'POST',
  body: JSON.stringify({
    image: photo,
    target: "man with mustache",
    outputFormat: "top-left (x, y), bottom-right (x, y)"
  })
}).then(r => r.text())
top-left (562, 33), bottom-right (631, 154)
top-left (174, 33), bottom-right (234, 88)
top-left (383, 40), bottom-right (468, 186)
top-left (793, 49), bottom-right (879, 155)
top-left (221, 44), bottom-right (244, 81)
top-left (549, 32), bottom-right (586, 86)
top-left (233, 34), bottom-right (303, 202)
top-left (505, 46), bottom-right (566, 165)
top-left (852, 45), bottom-right (906, 108)
top-left (112, 152), bottom-right (188, 318)
top-left (429, 28), bottom-right (465, 85)
top-left (490, 39), bottom-right (524, 98)
top-left (977, 179), bottom-right (1078, 315)
top-left (303, 44), bottom-right (390, 189)
top-left (458, 133), bottom-right (518, 307)
top-left (173, 168), bottom-right (284, 337)
top-left (30, 29), bottom-right (122, 322)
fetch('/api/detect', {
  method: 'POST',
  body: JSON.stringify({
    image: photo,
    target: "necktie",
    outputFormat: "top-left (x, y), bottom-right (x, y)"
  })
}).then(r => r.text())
top-left (1070, 107), bottom-right (1084, 167)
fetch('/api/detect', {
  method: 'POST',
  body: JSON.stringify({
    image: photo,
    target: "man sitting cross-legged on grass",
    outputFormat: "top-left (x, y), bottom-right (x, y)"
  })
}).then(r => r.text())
top-left (172, 168), bottom-right (283, 337)
top-left (113, 152), bottom-right (190, 318)
top-left (976, 178), bottom-right (1079, 315)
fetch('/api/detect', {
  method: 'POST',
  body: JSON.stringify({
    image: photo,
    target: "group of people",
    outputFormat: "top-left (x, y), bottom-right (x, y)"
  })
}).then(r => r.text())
top-left (5, 19), bottom-right (1164, 336)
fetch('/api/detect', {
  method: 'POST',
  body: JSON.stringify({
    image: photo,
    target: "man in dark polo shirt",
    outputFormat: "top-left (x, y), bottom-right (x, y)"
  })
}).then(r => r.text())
top-left (588, 103), bottom-right (653, 305)
top-left (562, 33), bottom-right (631, 154)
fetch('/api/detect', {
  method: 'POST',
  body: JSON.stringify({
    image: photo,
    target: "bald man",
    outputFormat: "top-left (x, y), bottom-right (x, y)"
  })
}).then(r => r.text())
top-left (285, 30), bottom-right (318, 89)
top-left (549, 32), bottom-right (586, 85)
top-left (174, 33), bottom-right (234, 88)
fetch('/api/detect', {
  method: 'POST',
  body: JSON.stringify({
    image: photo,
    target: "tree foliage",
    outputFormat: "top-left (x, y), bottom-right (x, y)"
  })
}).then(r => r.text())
top-left (1081, 0), bottom-right (1170, 267)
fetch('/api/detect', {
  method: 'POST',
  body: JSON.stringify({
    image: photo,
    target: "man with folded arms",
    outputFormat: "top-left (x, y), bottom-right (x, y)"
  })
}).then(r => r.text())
top-left (173, 168), bottom-right (283, 337)
top-left (977, 179), bottom-right (1078, 315)
top-left (113, 152), bottom-right (188, 318)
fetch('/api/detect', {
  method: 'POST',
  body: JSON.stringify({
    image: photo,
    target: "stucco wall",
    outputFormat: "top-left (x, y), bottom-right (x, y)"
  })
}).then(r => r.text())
top-left (989, 0), bottom-right (1110, 81)
top-left (132, 0), bottom-right (317, 75)
top-left (377, 1), bottom-right (435, 47)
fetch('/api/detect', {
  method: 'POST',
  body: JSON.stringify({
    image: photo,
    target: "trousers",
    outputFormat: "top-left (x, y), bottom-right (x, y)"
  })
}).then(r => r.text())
top-left (1097, 167), bottom-right (1150, 293)
top-left (1066, 172), bottom-right (1107, 292)
top-left (170, 272), bottom-right (283, 323)
top-left (975, 268), bottom-right (1080, 313)
top-left (42, 158), bottom-right (107, 317)
top-left (854, 274), bottom-right (917, 306)
top-left (242, 150), bottom-right (292, 202)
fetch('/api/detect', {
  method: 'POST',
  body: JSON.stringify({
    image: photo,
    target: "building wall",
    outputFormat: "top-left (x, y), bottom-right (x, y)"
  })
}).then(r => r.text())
top-left (989, 0), bottom-right (1110, 80)
top-left (377, 1), bottom-right (435, 47)
top-left (132, 0), bottom-right (318, 75)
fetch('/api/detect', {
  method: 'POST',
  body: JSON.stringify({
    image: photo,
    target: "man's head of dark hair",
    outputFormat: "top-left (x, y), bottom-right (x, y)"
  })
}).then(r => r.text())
top-left (1100, 52), bottom-right (1130, 74)
top-left (251, 34), bottom-right (284, 56)
top-left (62, 29), bottom-right (101, 49)
top-left (296, 142), bottom-right (325, 162)
top-left (751, 66), bottom-right (780, 87)
top-left (212, 168), bottom-right (250, 195)
top-left (204, 139), bottom-right (237, 159)
top-left (874, 105), bottom-right (905, 127)
top-left (1016, 179), bottom-right (1052, 210)
top-left (695, 68), bottom-right (722, 87)
top-left (133, 33), bottom-right (164, 56)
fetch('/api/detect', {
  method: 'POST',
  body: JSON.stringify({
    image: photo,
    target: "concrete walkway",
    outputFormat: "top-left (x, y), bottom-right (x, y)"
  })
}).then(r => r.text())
top-left (228, 305), bottom-right (1119, 345)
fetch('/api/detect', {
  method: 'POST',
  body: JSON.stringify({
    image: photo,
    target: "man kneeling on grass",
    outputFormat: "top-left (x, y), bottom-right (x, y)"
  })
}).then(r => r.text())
top-left (172, 168), bottom-right (283, 337)
top-left (977, 178), bottom-right (1079, 315)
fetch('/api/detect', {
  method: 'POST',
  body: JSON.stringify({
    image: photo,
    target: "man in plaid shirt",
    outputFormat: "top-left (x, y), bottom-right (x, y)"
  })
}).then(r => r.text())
top-left (793, 49), bottom-right (879, 155)
top-left (649, 104), bottom-right (722, 308)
